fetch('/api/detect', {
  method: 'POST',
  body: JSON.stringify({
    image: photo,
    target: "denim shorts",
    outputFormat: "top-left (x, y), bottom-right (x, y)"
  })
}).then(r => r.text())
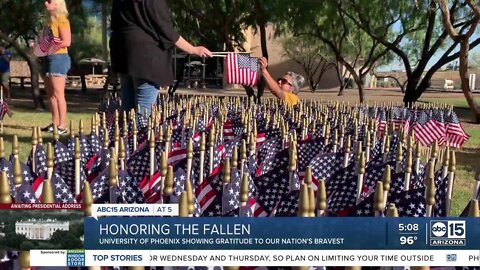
top-left (41, 53), bottom-right (71, 77)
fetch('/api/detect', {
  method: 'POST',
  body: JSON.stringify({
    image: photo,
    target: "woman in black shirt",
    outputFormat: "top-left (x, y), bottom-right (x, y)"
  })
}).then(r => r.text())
top-left (110, 0), bottom-right (211, 115)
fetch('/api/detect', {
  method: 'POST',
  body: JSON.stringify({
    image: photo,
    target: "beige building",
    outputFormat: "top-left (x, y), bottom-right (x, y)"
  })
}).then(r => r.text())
top-left (243, 25), bottom-right (341, 90)
top-left (15, 219), bottom-right (69, 240)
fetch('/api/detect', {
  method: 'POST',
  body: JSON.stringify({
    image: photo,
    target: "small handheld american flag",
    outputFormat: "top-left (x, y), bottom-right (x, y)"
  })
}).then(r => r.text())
top-left (33, 27), bottom-right (62, 57)
top-left (225, 52), bottom-right (259, 86)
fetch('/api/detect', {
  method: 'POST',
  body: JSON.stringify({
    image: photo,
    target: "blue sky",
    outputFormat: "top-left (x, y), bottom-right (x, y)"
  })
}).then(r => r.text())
top-left (378, 19), bottom-right (480, 72)
top-left (379, 43), bottom-right (480, 72)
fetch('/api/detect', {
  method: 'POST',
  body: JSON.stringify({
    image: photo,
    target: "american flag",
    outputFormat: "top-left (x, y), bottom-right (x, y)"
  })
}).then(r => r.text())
top-left (195, 165), bottom-right (224, 215)
top-left (221, 167), bottom-right (257, 215)
top-left (433, 170), bottom-right (448, 217)
top-left (53, 140), bottom-right (73, 165)
top-left (85, 148), bottom-right (111, 183)
top-left (117, 170), bottom-right (145, 203)
top-left (254, 167), bottom-right (290, 216)
top-left (0, 158), bottom-right (15, 196)
top-left (90, 168), bottom-right (119, 203)
top-left (89, 132), bottom-right (102, 155)
top-left (389, 187), bottom-right (426, 217)
top-left (223, 120), bottom-right (244, 142)
top-left (167, 166), bottom-right (202, 216)
top-left (55, 159), bottom-right (88, 194)
top-left (34, 27), bottom-right (62, 56)
top-left (376, 108), bottom-right (387, 136)
top-left (413, 111), bottom-right (434, 146)
top-left (1, 157), bottom-right (37, 203)
top-left (445, 111), bottom-right (469, 148)
top-left (226, 53), bottom-right (259, 86)
top-left (67, 134), bottom-right (95, 169)
top-left (127, 144), bottom-right (152, 186)
top-left (274, 190), bottom-right (300, 217)
top-left (348, 185), bottom-right (426, 217)
top-left (297, 138), bottom-right (324, 179)
top-left (327, 164), bottom-right (358, 214)
top-left (0, 101), bottom-right (11, 120)
top-left (309, 152), bottom-right (346, 189)
top-left (13, 182), bottom-right (39, 203)
top-left (31, 172), bottom-right (76, 203)
top-left (27, 144), bottom-right (47, 178)
top-left (257, 148), bottom-right (289, 177)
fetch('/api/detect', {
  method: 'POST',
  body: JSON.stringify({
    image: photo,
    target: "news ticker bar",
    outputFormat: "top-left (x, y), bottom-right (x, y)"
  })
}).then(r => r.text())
top-left (30, 250), bottom-right (480, 267)
top-left (84, 217), bottom-right (480, 250)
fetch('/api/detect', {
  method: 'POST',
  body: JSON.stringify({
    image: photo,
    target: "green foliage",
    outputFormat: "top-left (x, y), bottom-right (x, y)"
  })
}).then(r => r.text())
top-left (50, 230), bottom-right (83, 249)
top-left (0, 233), bottom-right (28, 249)
top-left (0, 0), bottom-right (45, 44)
top-left (70, 16), bottom-right (103, 60)
top-left (19, 241), bottom-right (35, 251)
top-left (168, 0), bottom-right (252, 51)
top-left (70, 222), bottom-right (84, 238)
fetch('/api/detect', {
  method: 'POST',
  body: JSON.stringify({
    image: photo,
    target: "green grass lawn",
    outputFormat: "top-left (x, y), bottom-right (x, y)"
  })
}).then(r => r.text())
top-left (1, 111), bottom-right (94, 161)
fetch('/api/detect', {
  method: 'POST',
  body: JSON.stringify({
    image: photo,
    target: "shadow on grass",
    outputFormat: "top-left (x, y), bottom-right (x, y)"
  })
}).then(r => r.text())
top-left (9, 86), bottom-right (105, 114)
top-left (454, 107), bottom-right (477, 124)
top-left (456, 151), bottom-right (480, 173)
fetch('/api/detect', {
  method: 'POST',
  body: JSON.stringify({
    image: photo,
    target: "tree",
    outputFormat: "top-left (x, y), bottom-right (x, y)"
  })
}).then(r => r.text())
top-left (339, 0), bottom-right (480, 103)
top-left (70, 222), bottom-right (84, 238)
top-left (278, 0), bottom-right (391, 102)
top-left (0, 0), bottom-right (46, 109)
top-left (19, 241), bottom-right (35, 251)
top-left (1, 233), bottom-right (28, 249)
top-left (282, 35), bottom-right (336, 91)
top-left (168, 0), bottom-right (250, 52)
top-left (69, 15), bottom-right (104, 92)
top-left (50, 230), bottom-right (82, 249)
top-left (438, 0), bottom-right (480, 123)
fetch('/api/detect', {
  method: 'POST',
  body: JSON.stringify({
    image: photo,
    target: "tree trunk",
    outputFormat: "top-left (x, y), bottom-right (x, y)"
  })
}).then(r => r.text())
top-left (459, 38), bottom-right (480, 123)
top-left (403, 77), bottom-right (421, 103)
top-left (70, 56), bottom-right (87, 92)
top-left (26, 56), bottom-right (45, 111)
top-left (101, 2), bottom-right (108, 65)
top-left (254, 0), bottom-right (268, 103)
top-left (340, 60), bottom-right (364, 102)
top-left (353, 75), bottom-right (365, 103)
top-left (335, 64), bottom-right (345, 96)
top-left (0, 31), bottom-right (46, 110)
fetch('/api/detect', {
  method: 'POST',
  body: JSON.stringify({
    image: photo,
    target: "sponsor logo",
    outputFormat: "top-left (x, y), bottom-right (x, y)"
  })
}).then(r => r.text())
top-left (67, 250), bottom-right (85, 267)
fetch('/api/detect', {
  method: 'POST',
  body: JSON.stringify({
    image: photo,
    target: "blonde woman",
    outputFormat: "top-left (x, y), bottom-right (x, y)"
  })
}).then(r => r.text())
top-left (39, 0), bottom-right (71, 135)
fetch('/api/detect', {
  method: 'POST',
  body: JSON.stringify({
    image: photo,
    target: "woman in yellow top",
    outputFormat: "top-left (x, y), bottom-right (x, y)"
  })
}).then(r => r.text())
top-left (258, 57), bottom-right (305, 106)
top-left (40, 0), bottom-right (71, 135)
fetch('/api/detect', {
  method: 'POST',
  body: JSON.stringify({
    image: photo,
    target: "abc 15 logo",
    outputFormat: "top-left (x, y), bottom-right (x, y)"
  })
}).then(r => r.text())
top-left (430, 220), bottom-right (466, 239)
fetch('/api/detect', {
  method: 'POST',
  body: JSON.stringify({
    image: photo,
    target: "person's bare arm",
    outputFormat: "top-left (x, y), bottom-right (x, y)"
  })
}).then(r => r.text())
top-left (58, 26), bottom-right (71, 47)
top-left (175, 36), bottom-right (212, 58)
top-left (259, 57), bottom-right (284, 100)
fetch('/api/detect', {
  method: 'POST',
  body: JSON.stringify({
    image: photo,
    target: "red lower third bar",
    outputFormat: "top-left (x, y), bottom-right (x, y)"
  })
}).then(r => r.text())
top-left (0, 203), bottom-right (83, 210)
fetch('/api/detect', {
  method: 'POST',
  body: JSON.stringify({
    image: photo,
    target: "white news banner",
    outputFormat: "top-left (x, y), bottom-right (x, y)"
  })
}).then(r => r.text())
top-left (91, 204), bottom-right (178, 218)
top-left (30, 250), bottom-right (480, 267)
